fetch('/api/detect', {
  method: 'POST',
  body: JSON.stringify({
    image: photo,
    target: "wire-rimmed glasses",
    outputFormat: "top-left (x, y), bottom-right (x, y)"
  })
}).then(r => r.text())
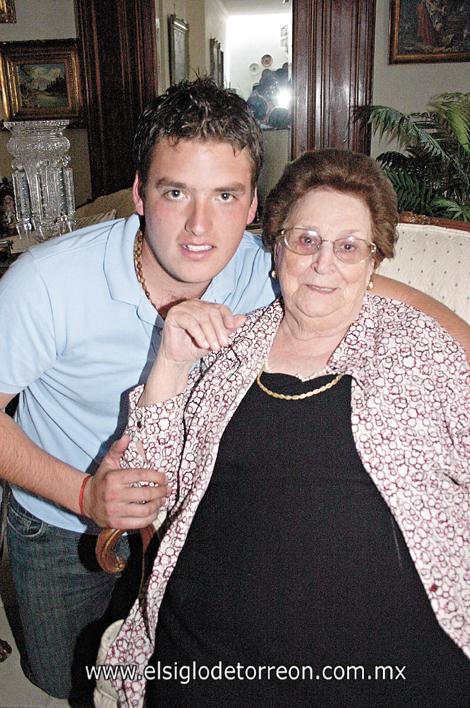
top-left (281, 228), bottom-right (377, 264)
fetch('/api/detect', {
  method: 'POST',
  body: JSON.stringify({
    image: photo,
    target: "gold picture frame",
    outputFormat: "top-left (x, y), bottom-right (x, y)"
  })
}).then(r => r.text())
top-left (0, 39), bottom-right (83, 123)
top-left (390, 0), bottom-right (470, 64)
top-left (168, 15), bottom-right (189, 85)
top-left (0, 0), bottom-right (16, 23)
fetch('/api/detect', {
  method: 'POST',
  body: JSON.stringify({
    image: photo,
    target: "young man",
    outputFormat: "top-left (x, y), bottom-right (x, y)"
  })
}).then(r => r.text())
top-left (0, 78), bottom-right (468, 701)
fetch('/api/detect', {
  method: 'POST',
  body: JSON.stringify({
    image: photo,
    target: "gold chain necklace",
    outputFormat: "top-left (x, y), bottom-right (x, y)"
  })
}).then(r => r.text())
top-left (256, 370), bottom-right (343, 400)
top-left (133, 230), bottom-right (157, 309)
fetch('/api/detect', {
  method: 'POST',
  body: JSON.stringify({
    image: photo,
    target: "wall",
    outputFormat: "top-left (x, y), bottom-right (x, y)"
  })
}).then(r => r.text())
top-left (224, 9), bottom-right (291, 205)
top-left (186, 1), bottom-right (206, 78)
top-left (156, 0), bottom-right (227, 91)
top-left (153, 0), bottom-right (288, 206)
top-left (156, 2), bottom-right (292, 96)
top-left (0, 0), bottom-right (75, 41)
top-left (372, 0), bottom-right (470, 155)
top-left (226, 12), bottom-right (290, 99)
top-left (203, 0), bottom-right (227, 75)
top-left (0, 0), bottom-right (91, 205)
top-left (157, 0), bottom-right (188, 91)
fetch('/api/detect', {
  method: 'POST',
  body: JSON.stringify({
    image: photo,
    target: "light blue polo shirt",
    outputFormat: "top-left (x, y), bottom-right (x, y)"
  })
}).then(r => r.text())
top-left (0, 214), bottom-right (278, 532)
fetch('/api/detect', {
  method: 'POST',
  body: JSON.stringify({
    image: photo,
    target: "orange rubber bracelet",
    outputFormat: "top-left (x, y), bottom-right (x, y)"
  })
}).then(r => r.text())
top-left (78, 474), bottom-right (92, 516)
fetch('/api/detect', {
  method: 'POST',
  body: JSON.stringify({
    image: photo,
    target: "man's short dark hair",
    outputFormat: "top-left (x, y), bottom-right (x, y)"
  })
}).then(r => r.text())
top-left (134, 77), bottom-right (263, 195)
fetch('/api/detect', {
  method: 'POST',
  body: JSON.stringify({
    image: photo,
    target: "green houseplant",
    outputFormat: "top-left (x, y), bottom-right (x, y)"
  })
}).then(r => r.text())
top-left (356, 92), bottom-right (470, 221)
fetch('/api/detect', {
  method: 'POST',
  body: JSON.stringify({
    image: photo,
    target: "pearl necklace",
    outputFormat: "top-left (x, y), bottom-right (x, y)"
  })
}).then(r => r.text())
top-left (263, 359), bottom-right (330, 382)
top-left (133, 230), bottom-right (157, 309)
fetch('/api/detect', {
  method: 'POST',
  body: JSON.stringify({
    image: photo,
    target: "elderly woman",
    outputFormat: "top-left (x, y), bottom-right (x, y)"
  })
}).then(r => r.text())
top-left (105, 150), bottom-right (469, 706)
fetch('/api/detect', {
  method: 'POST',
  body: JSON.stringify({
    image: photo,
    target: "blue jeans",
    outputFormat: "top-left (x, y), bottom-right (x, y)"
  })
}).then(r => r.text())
top-left (6, 494), bottom-right (138, 702)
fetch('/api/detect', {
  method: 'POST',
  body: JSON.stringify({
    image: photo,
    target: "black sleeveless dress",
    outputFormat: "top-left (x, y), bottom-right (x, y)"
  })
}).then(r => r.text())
top-left (146, 374), bottom-right (469, 707)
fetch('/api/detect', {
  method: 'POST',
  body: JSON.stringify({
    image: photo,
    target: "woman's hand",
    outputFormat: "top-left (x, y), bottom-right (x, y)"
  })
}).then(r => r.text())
top-left (160, 300), bottom-right (246, 365)
top-left (140, 301), bottom-right (246, 405)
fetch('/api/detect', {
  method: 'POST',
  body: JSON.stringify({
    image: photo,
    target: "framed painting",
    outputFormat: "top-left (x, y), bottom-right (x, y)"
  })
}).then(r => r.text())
top-left (155, 16), bottom-right (162, 93)
top-left (168, 15), bottom-right (189, 85)
top-left (0, 39), bottom-right (83, 122)
top-left (0, 0), bottom-right (15, 23)
top-left (210, 38), bottom-right (224, 87)
top-left (210, 38), bottom-right (220, 85)
top-left (390, 0), bottom-right (470, 63)
top-left (219, 49), bottom-right (224, 88)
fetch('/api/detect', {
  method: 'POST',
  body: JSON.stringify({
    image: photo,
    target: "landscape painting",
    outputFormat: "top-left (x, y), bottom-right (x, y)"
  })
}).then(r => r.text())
top-left (0, 39), bottom-right (83, 122)
top-left (17, 62), bottom-right (68, 109)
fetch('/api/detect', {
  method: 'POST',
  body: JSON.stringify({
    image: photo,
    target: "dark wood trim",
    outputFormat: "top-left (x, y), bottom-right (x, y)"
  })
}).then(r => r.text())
top-left (133, 1), bottom-right (159, 108)
top-left (291, 0), bottom-right (314, 157)
top-left (399, 212), bottom-right (470, 232)
top-left (292, 0), bottom-right (376, 158)
top-left (76, 0), bottom-right (157, 197)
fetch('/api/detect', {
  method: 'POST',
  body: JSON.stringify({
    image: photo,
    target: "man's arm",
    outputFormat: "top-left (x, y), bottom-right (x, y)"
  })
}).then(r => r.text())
top-left (374, 275), bottom-right (470, 361)
top-left (0, 392), bottom-right (168, 529)
top-left (0, 255), bottom-right (168, 529)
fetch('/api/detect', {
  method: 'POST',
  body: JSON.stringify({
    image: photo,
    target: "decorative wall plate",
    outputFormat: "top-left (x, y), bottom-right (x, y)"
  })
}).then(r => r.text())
top-left (261, 53), bottom-right (273, 68)
top-left (249, 62), bottom-right (260, 75)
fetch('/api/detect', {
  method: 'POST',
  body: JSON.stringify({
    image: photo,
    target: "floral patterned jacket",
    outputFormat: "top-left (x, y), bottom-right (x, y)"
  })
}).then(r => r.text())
top-left (107, 294), bottom-right (470, 706)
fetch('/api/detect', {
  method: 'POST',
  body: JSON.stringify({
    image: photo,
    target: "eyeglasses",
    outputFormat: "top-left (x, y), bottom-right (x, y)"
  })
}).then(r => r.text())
top-left (281, 228), bottom-right (377, 264)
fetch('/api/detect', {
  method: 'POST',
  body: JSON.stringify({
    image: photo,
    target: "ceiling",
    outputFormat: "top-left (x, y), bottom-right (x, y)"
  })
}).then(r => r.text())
top-left (220, 0), bottom-right (291, 15)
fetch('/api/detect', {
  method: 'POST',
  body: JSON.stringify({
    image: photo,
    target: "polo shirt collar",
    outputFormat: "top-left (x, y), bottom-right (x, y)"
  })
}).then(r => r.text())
top-left (104, 214), bottom-right (142, 306)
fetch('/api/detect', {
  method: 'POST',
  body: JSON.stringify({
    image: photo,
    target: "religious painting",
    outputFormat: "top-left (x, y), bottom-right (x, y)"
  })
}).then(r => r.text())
top-left (390, 0), bottom-right (470, 63)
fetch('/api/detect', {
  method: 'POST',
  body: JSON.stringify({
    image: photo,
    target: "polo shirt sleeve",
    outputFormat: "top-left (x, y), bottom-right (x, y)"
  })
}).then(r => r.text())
top-left (0, 252), bottom-right (57, 394)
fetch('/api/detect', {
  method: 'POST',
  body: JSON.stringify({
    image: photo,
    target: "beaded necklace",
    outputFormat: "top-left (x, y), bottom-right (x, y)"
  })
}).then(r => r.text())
top-left (263, 359), bottom-right (331, 382)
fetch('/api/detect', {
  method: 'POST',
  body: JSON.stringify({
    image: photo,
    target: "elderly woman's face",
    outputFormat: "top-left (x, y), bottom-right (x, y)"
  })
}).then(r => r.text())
top-left (276, 187), bottom-right (375, 328)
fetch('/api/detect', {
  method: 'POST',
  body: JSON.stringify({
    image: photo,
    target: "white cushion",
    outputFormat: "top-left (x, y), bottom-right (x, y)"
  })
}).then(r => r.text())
top-left (377, 223), bottom-right (470, 324)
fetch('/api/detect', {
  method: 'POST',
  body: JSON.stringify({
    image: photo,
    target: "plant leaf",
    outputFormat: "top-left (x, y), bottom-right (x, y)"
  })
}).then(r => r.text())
top-left (355, 93), bottom-right (470, 219)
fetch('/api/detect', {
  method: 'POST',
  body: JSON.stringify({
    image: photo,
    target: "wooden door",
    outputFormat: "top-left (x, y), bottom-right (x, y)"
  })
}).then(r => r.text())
top-left (292, 0), bottom-right (376, 157)
top-left (76, 0), bottom-right (158, 197)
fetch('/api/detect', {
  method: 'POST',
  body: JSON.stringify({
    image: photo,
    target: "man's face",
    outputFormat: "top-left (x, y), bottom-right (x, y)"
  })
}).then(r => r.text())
top-left (133, 138), bottom-right (258, 295)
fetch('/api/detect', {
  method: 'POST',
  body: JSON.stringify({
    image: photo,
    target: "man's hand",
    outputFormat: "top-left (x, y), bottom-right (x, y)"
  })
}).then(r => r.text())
top-left (81, 435), bottom-right (169, 529)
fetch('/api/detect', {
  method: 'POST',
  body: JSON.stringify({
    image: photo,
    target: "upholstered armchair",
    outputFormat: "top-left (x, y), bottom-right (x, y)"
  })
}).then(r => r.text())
top-left (378, 213), bottom-right (470, 324)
